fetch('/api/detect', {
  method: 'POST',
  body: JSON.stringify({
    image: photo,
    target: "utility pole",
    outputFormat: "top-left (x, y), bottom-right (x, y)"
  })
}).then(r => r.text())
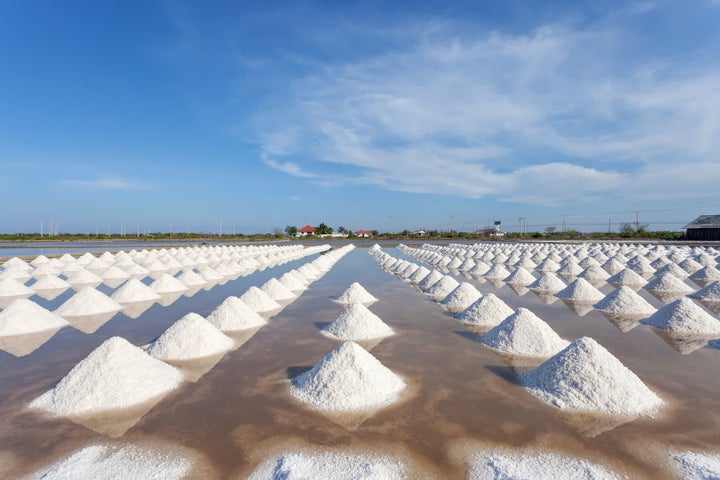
top-left (40, 220), bottom-right (43, 238)
top-left (635, 210), bottom-right (640, 232)
top-left (518, 217), bottom-right (524, 237)
top-left (562, 214), bottom-right (567, 233)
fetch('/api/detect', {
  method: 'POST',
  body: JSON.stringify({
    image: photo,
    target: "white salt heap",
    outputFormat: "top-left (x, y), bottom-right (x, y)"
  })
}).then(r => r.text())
top-left (32, 275), bottom-right (70, 292)
top-left (0, 278), bottom-right (35, 298)
top-left (594, 287), bottom-right (657, 316)
top-left (504, 267), bottom-right (536, 286)
top-left (690, 281), bottom-right (720, 302)
top-left (607, 269), bottom-right (647, 288)
top-left (645, 273), bottom-right (694, 293)
top-left (321, 302), bottom-right (394, 341)
top-left (641, 298), bottom-right (720, 336)
top-left (417, 270), bottom-right (444, 290)
top-left (528, 272), bottom-right (566, 293)
top-left (425, 275), bottom-right (460, 300)
top-left (35, 443), bottom-right (194, 480)
top-left (239, 286), bottom-right (282, 313)
top-left (480, 308), bottom-right (569, 358)
top-left (408, 266), bottom-right (431, 284)
top-left (55, 287), bottom-right (122, 317)
top-left (456, 293), bottom-right (514, 328)
top-left (520, 337), bottom-right (664, 417)
top-left (30, 336), bottom-right (184, 416)
top-left (334, 282), bottom-right (379, 306)
top-left (147, 313), bottom-right (235, 361)
top-left (150, 274), bottom-right (188, 294)
top-left (177, 270), bottom-right (206, 287)
top-left (669, 450), bottom-right (720, 480)
top-left (111, 278), bottom-right (161, 304)
top-left (66, 269), bottom-right (103, 288)
top-left (439, 282), bottom-right (482, 313)
top-left (248, 450), bottom-right (406, 480)
top-left (484, 264), bottom-right (511, 280)
top-left (290, 341), bottom-right (405, 412)
top-left (555, 278), bottom-right (604, 302)
top-left (206, 296), bottom-right (268, 331)
top-left (261, 278), bottom-right (297, 301)
top-left (467, 449), bottom-right (620, 480)
top-left (0, 298), bottom-right (68, 336)
top-left (279, 271), bottom-right (308, 291)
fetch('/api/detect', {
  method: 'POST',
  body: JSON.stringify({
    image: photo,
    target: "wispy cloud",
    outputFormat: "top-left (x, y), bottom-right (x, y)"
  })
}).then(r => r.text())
top-left (251, 9), bottom-right (720, 206)
top-left (61, 177), bottom-right (147, 190)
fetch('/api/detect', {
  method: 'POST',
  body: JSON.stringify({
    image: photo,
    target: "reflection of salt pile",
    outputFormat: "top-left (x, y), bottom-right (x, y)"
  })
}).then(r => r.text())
top-left (239, 286), bottom-right (282, 313)
top-left (290, 342), bottom-right (405, 412)
top-left (440, 282), bottom-right (482, 313)
top-left (147, 313), bottom-right (235, 361)
top-left (669, 450), bottom-right (720, 480)
top-left (248, 450), bottom-right (406, 480)
top-left (468, 448), bottom-right (620, 480)
top-left (261, 278), bottom-right (296, 301)
top-left (55, 287), bottom-right (122, 317)
top-left (425, 275), bottom-right (460, 300)
top-left (111, 278), bottom-right (161, 304)
top-left (480, 308), bottom-right (569, 358)
top-left (528, 272), bottom-right (566, 293)
top-left (30, 337), bottom-right (183, 416)
top-left (35, 443), bottom-right (195, 480)
top-left (206, 296), bottom-right (267, 331)
top-left (334, 282), bottom-right (379, 306)
top-left (642, 298), bottom-right (720, 336)
top-left (0, 298), bottom-right (68, 335)
top-left (594, 287), bottom-right (657, 316)
top-left (321, 302), bottom-right (394, 341)
top-left (456, 293), bottom-right (514, 328)
top-left (520, 337), bottom-right (664, 417)
top-left (555, 278), bottom-right (604, 302)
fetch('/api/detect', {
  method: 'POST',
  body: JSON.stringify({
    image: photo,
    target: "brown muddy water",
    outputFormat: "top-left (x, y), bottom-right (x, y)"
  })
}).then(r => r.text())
top-left (0, 248), bottom-right (718, 478)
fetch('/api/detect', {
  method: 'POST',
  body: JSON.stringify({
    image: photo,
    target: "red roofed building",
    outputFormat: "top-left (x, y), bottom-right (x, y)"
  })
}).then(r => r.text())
top-left (356, 229), bottom-right (373, 237)
top-left (297, 225), bottom-right (316, 236)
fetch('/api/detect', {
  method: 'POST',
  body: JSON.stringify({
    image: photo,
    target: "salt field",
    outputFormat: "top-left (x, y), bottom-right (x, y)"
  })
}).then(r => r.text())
top-left (0, 241), bottom-right (719, 478)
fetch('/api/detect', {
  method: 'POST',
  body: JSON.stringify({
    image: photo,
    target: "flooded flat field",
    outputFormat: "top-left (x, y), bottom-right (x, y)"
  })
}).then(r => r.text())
top-left (0, 245), bottom-right (718, 478)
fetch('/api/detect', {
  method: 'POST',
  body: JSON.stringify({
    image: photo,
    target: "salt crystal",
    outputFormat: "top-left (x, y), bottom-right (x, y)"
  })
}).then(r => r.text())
top-left (690, 281), bottom-right (720, 302)
top-left (439, 282), bottom-right (482, 313)
top-left (555, 278), bottom-right (604, 302)
top-left (239, 286), bottom-right (282, 313)
top-left (261, 278), bottom-right (297, 301)
top-left (55, 287), bottom-right (122, 317)
top-left (456, 293), bottom-right (514, 328)
top-left (0, 298), bottom-right (68, 336)
top-left (111, 278), bottom-right (161, 304)
top-left (150, 274), bottom-right (188, 294)
top-left (669, 450), bottom-right (720, 480)
top-left (528, 272), bottom-right (566, 293)
top-left (334, 282), bottom-right (379, 306)
top-left (248, 450), bottom-right (406, 480)
top-left (468, 449), bottom-right (620, 480)
top-left (642, 298), bottom-right (720, 336)
top-left (147, 313), bottom-right (235, 361)
top-left (480, 308), bottom-right (569, 358)
top-left (206, 296), bottom-right (268, 331)
top-left (594, 287), bottom-right (656, 316)
top-left (504, 267), bottom-right (536, 286)
top-left (417, 270), bottom-right (444, 290)
top-left (645, 273), bottom-right (694, 293)
top-left (321, 302), bottom-right (394, 341)
top-left (425, 275), bottom-right (460, 300)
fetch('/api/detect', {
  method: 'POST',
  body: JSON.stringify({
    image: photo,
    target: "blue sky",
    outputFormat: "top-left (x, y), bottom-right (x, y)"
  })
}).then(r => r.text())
top-left (1, 0), bottom-right (720, 234)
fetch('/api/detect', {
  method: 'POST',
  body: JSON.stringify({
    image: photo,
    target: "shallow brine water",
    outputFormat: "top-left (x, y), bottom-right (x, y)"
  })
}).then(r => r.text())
top-left (0, 247), bottom-right (718, 478)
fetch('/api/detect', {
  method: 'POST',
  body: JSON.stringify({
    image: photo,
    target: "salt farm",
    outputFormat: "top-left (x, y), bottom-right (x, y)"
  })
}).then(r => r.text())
top-left (0, 241), bottom-right (716, 478)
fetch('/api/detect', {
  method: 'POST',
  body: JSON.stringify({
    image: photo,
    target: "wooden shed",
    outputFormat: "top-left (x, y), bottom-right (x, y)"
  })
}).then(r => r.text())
top-left (684, 215), bottom-right (720, 241)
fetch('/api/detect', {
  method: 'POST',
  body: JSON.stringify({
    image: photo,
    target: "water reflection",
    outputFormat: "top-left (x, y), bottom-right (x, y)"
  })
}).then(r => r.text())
top-left (0, 328), bottom-right (63, 357)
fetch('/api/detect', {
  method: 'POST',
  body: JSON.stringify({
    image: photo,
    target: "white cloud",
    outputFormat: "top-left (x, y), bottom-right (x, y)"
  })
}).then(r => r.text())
top-left (261, 154), bottom-right (317, 178)
top-left (61, 177), bottom-right (147, 190)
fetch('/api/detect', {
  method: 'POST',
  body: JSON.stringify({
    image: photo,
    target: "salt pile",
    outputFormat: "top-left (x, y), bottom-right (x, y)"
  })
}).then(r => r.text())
top-left (248, 450), bottom-right (406, 480)
top-left (669, 450), bottom-right (720, 480)
top-left (0, 278), bottom-right (35, 298)
top-left (290, 341), bottom-right (405, 412)
top-left (177, 270), bottom-right (206, 287)
top-left (55, 287), bottom-right (123, 317)
top-left (555, 278), bottom-right (604, 302)
top-left (0, 266), bottom-right (31, 282)
top-left (239, 286), bottom-right (282, 313)
top-left (689, 266), bottom-right (720, 287)
top-left (147, 313), bottom-right (235, 361)
top-left (484, 264), bottom-right (511, 280)
top-left (333, 282), bottom-right (379, 306)
top-left (417, 270), bottom-right (444, 290)
top-left (261, 278), bottom-right (297, 301)
top-left (425, 275), bottom-right (460, 300)
top-left (32, 275), bottom-right (70, 292)
top-left (0, 298), bottom-right (68, 336)
top-left (520, 337), bottom-right (664, 417)
top-left (150, 274), bottom-right (188, 294)
top-left (607, 269), bottom-right (647, 289)
top-left (594, 287), bottom-right (657, 316)
top-left (408, 265), bottom-right (431, 284)
top-left (690, 281), bottom-right (720, 302)
top-left (580, 265), bottom-right (610, 283)
top-left (439, 282), bottom-right (482, 313)
top-left (504, 267), bottom-right (536, 286)
top-left (645, 274), bottom-right (694, 293)
top-left (111, 278), bottom-right (161, 304)
top-left (66, 269), bottom-right (103, 289)
top-left (321, 302), bottom-right (394, 341)
top-left (30, 336), bottom-right (183, 416)
top-left (480, 308), bottom-right (569, 358)
top-left (206, 296), bottom-right (268, 331)
top-left (467, 449), bottom-right (620, 480)
top-left (528, 272), bottom-right (566, 293)
top-left (641, 298), bottom-right (720, 336)
top-left (456, 293), bottom-right (514, 328)
top-left (34, 443), bottom-right (194, 480)
top-left (279, 271), bottom-right (308, 291)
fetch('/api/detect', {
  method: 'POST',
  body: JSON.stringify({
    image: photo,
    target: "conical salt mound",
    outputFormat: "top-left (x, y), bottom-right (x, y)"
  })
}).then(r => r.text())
top-left (150, 274), bottom-right (188, 294)
top-left (456, 293), bottom-right (514, 328)
top-left (484, 264), bottom-right (511, 280)
top-left (504, 267), bottom-right (536, 286)
top-left (111, 278), bottom-right (161, 304)
top-left (333, 282), bottom-right (379, 306)
top-left (55, 287), bottom-right (122, 317)
top-left (238, 286), bottom-right (282, 313)
top-left (425, 275), bottom-right (460, 301)
top-left (279, 272), bottom-right (307, 291)
top-left (529, 272), bottom-right (566, 293)
top-left (408, 266), bottom-right (431, 284)
top-left (30, 336), bottom-right (184, 416)
top-left (480, 308), bottom-right (569, 358)
top-left (555, 278), bottom-right (604, 302)
top-left (248, 450), bottom-right (406, 480)
top-left (439, 282), bottom-right (482, 313)
top-left (690, 281), bottom-right (720, 302)
top-left (594, 287), bottom-right (656, 316)
top-left (177, 270), bottom-right (206, 287)
top-left (32, 275), bottom-right (70, 292)
top-left (645, 274), bottom-right (694, 294)
top-left (147, 313), bottom-right (235, 361)
top-left (607, 269), bottom-right (647, 288)
top-left (468, 449), bottom-right (620, 480)
top-left (579, 265), bottom-right (610, 283)
top-left (0, 298), bottom-right (68, 336)
top-left (261, 278), bottom-right (296, 301)
top-left (0, 278), bottom-right (35, 298)
top-left (641, 298), bottom-right (720, 336)
top-left (520, 337), bottom-right (664, 417)
top-left (206, 296), bottom-right (268, 332)
top-left (66, 269), bottom-right (103, 288)
top-left (290, 341), bottom-right (405, 412)
top-left (689, 266), bottom-right (720, 287)
top-left (417, 270), bottom-right (444, 290)
top-left (321, 302), bottom-right (394, 341)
